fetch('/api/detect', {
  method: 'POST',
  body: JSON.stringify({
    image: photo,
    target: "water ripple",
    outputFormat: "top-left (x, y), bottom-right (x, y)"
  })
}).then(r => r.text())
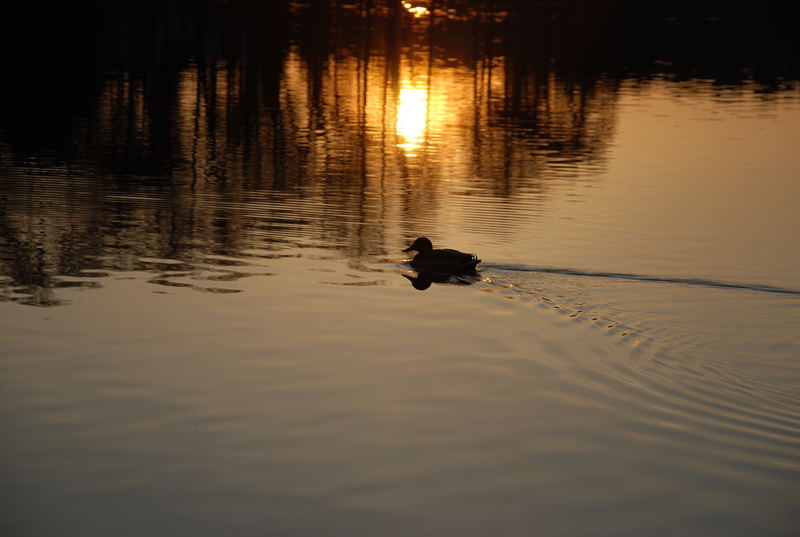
top-left (486, 264), bottom-right (800, 297)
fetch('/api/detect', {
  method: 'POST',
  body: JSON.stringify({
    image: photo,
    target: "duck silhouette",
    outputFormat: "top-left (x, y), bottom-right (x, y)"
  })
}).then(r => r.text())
top-left (403, 237), bottom-right (481, 274)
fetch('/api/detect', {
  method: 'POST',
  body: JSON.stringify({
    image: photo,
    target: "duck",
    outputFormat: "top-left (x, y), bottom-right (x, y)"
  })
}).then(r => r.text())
top-left (403, 237), bottom-right (481, 274)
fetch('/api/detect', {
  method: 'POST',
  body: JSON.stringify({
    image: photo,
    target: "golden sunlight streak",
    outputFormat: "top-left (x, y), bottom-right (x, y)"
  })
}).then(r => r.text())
top-left (402, 2), bottom-right (430, 18)
top-left (396, 85), bottom-right (428, 156)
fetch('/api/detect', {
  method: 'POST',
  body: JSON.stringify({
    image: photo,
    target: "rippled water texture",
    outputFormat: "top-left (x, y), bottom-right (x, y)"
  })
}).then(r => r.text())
top-left (1, 2), bottom-right (799, 536)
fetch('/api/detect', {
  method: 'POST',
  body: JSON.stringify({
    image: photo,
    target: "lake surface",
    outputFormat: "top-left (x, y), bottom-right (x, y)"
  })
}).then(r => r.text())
top-left (1, 2), bottom-right (799, 536)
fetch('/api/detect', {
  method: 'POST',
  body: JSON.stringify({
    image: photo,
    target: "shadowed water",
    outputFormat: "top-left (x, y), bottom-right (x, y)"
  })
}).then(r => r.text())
top-left (1, 2), bottom-right (799, 536)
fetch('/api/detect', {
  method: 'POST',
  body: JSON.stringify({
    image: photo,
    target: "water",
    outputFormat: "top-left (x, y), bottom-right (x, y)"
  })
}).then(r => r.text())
top-left (1, 2), bottom-right (799, 536)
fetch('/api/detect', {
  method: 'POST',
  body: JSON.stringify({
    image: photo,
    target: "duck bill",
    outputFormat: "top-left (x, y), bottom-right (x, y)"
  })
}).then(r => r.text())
top-left (402, 246), bottom-right (414, 252)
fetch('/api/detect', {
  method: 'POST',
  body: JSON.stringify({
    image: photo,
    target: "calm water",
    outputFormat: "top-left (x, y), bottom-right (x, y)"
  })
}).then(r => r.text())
top-left (1, 2), bottom-right (799, 536)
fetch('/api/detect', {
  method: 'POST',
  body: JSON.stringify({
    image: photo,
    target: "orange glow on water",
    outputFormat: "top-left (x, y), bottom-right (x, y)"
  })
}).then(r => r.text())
top-left (396, 84), bottom-right (428, 156)
top-left (402, 2), bottom-right (430, 18)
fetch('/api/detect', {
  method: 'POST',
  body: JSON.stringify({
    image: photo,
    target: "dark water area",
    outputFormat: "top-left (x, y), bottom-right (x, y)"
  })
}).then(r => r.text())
top-left (1, 2), bottom-right (799, 536)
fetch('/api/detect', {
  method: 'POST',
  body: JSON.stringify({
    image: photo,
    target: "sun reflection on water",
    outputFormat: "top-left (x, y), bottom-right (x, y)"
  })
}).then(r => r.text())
top-left (402, 2), bottom-right (430, 18)
top-left (396, 84), bottom-right (428, 156)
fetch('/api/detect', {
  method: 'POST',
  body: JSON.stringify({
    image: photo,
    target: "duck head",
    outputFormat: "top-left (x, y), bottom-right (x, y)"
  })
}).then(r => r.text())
top-left (402, 237), bottom-right (433, 253)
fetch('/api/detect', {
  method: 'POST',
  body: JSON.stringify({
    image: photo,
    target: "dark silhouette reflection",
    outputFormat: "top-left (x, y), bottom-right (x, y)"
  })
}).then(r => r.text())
top-left (0, 0), bottom-right (797, 304)
top-left (402, 271), bottom-right (480, 291)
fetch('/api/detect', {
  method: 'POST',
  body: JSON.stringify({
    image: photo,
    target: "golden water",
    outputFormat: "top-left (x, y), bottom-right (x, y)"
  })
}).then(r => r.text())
top-left (1, 2), bottom-right (798, 536)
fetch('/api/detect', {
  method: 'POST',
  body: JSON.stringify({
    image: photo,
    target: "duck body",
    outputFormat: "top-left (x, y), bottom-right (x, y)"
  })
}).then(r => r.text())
top-left (403, 237), bottom-right (481, 274)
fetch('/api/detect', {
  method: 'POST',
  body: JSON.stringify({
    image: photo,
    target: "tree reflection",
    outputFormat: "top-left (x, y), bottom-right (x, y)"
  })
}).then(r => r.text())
top-left (0, 0), bottom-right (796, 304)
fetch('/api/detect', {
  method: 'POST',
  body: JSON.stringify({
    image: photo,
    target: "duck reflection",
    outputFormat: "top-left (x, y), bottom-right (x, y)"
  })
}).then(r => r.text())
top-left (402, 271), bottom-right (480, 291)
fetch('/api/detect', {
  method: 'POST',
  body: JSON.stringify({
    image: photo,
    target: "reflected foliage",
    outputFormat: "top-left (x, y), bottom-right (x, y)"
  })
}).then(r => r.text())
top-left (1, 0), bottom-right (797, 304)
